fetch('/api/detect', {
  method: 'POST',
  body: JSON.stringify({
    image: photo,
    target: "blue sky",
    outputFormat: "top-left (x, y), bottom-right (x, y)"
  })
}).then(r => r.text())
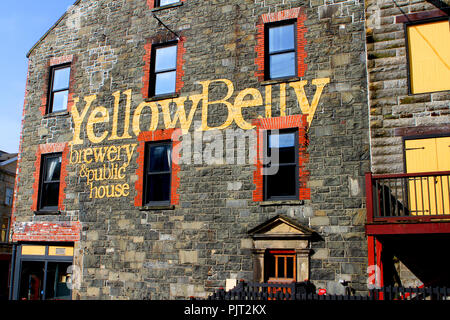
top-left (0, 0), bottom-right (76, 154)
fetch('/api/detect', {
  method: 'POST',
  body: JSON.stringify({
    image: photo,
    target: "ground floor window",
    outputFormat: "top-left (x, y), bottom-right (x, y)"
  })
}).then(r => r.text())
top-left (12, 244), bottom-right (74, 300)
top-left (265, 250), bottom-right (296, 282)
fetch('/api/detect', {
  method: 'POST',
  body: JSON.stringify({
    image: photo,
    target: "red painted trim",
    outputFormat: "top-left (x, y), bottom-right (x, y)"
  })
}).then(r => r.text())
top-left (396, 9), bottom-right (449, 23)
top-left (252, 115), bottom-right (310, 202)
top-left (31, 143), bottom-right (69, 212)
top-left (254, 8), bottom-right (308, 81)
top-left (269, 250), bottom-right (296, 254)
top-left (372, 171), bottom-right (450, 179)
top-left (373, 215), bottom-right (450, 223)
top-left (375, 238), bottom-right (384, 299)
top-left (366, 222), bottom-right (450, 235)
top-left (134, 128), bottom-right (181, 206)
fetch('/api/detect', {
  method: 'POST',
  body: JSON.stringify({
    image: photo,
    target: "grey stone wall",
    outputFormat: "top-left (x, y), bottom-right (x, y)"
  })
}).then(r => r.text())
top-left (366, 0), bottom-right (450, 174)
top-left (14, 0), bottom-right (370, 299)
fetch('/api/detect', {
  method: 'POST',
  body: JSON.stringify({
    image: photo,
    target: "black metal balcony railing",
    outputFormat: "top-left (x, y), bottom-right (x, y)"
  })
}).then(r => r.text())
top-left (366, 171), bottom-right (450, 222)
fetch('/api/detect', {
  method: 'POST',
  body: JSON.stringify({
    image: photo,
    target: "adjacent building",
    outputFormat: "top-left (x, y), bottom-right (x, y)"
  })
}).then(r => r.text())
top-left (365, 0), bottom-right (450, 288)
top-left (0, 151), bottom-right (17, 300)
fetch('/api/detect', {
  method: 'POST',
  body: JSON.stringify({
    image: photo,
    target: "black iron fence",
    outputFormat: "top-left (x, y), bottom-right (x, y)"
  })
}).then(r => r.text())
top-left (207, 281), bottom-right (450, 301)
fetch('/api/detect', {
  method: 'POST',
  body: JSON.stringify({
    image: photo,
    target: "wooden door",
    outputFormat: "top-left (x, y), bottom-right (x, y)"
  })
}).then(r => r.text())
top-left (405, 137), bottom-right (450, 215)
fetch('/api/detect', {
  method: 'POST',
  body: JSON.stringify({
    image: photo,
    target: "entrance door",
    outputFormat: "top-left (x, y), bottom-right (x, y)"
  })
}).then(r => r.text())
top-left (19, 261), bottom-right (45, 300)
top-left (405, 137), bottom-right (450, 215)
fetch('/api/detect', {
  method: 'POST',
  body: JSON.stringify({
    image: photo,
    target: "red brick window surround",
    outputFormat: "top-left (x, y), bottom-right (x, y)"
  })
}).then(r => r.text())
top-left (252, 115), bottom-right (310, 202)
top-left (31, 142), bottom-right (69, 212)
top-left (135, 128), bottom-right (181, 207)
top-left (142, 37), bottom-right (186, 100)
top-left (255, 8), bottom-right (308, 82)
top-left (40, 55), bottom-right (76, 116)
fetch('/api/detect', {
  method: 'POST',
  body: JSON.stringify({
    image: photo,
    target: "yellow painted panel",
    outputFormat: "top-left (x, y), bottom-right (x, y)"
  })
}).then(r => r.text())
top-left (22, 245), bottom-right (46, 256)
top-left (436, 137), bottom-right (450, 215)
top-left (405, 137), bottom-right (450, 215)
top-left (436, 137), bottom-right (450, 171)
top-left (408, 21), bottom-right (450, 94)
top-left (48, 246), bottom-right (74, 257)
top-left (405, 138), bottom-right (438, 173)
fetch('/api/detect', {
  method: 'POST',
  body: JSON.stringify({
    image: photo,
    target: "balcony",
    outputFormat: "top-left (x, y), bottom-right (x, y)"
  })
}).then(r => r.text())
top-left (365, 171), bottom-right (450, 235)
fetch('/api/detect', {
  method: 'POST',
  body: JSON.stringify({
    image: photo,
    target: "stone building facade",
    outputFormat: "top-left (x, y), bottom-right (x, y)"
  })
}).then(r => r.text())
top-left (10, 0), bottom-right (371, 300)
top-left (365, 0), bottom-right (450, 288)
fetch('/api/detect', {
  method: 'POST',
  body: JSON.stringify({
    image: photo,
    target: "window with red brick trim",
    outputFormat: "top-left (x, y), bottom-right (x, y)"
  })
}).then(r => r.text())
top-left (150, 42), bottom-right (178, 97)
top-left (40, 55), bottom-right (76, 116)
top-left (255, 8), bottom-right (308, 82)
top-left (31, 143), bottom-right (69, 213)
top-left (135, 129), bottom-right (181, 207)
top-left (144, 141), bottom-right (173, 205)
top-left (142, 38), bottom-right (186, 100)
top-left (47, 64), bottom-right (71, 113)
top-left (38, 153), bottom-right (62, 211)
top-left (252, 115), bottom-right (310, 202)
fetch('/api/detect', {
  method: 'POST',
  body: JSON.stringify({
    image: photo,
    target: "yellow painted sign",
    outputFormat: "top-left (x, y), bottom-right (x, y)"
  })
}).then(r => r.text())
top-left (69, 78), bottom-right (330, 199)
top-left (70, 78), bottom-right (330, 145)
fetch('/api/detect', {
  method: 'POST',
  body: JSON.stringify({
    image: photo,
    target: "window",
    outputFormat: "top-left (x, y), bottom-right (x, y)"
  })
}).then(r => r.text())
top-left (263, 129), bottom-right (299, 200)
top-left (407, 20), bottom-right (450, 94)
top-left (265, 250), bottom-right (296, 282)
top-left (266, 22), bottom-right (297, 80)
top-left (156, 0), bottom-right (179, 7)
top-left (144, 142), bottom-right (172, 205)
top-left (5, 187), bottom-right (13, 206)
top-left (48, 65), bottom-right (71, 113)
top-left (150, 43), bottom-right (178, 97)
top-left (0, 218), bottom-right (9, 242)
top-left (38, 153), bottom-right (62, 211)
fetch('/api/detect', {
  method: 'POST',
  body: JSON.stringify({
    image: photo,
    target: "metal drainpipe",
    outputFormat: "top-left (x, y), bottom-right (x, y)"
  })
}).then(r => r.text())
top-left (8, 243), bottom-right (16, 300)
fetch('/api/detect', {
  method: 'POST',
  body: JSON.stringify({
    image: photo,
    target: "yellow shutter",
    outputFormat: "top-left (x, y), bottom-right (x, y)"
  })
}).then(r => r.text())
top-left (407, 20), bottom-right (450, 94)
top-left (405, 137), bottom-right (450, 215)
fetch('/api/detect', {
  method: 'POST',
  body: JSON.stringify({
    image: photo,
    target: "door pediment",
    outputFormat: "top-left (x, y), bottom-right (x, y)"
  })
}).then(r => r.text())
top-left (248, 215), bottom-right (315, 240)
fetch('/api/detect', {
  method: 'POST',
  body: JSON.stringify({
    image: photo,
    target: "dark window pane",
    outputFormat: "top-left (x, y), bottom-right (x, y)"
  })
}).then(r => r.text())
top-left (268, 254), bottom-right (276, 278)
top-left (286, 257), bottom-right (294, 278)
top-left (269, 24), bottom-right (295, 53)
top-left (42, 183), bottom-right (60, 208)
top-left (45, 262), bottom-right (72, 300)
top-left (149, 145), bottom-right (171, 173)
top-left (45, 157), bottom-right (61, 182)
top-left (52, 67), bottom-right (70, 91)
top-left (269, 147), bottom-right (296, 165)
top-left (266, 165), bottom-right (297, 198)
top-left (155, 45), bottom-right (177, 72)
top-left (146, 173), bottom-right (171, 203)
top-left (19, 261), bottom-right (45, 300)
top-left (270, 52), bottom-right (296, 79)
top-left (155, 71), bottom-right (176, 95)
top-left (278, 257), bottom-right (285, 278)
top-left (52, 90), bottom-right (69, 112)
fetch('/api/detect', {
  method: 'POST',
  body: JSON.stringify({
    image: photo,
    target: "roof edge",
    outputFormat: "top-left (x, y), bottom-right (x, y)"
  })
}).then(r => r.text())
top-left (26, 0), bottom-right (82, 58)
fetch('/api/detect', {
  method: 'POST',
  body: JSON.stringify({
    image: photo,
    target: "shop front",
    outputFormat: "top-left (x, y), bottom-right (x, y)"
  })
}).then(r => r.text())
top-left (11, 243), bottom-right (74, 300)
